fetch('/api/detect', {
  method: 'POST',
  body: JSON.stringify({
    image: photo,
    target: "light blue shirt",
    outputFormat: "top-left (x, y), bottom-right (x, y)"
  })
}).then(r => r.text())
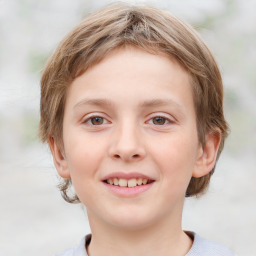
top-left (56, 232), bottom-right (237, 256)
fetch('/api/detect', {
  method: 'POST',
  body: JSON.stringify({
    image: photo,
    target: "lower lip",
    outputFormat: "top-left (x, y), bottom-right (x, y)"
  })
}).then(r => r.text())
top-left (102, 182), bottom-right (155, 197)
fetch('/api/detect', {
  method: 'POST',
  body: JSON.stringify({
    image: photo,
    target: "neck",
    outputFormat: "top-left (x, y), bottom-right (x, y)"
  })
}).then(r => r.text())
top-left (86, 210), bottom-right (192, 256)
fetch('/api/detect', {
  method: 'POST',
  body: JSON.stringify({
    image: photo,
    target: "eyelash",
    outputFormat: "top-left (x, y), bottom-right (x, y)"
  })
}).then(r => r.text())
top-left (82, 114), bottom-right (173, 126)
top-left (83, 115), bottom-right (109, 126)
top-left (148, 116), bottom-right (172, 125)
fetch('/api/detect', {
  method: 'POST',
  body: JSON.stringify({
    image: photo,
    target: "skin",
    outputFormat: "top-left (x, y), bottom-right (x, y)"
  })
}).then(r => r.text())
top-left (50, 46), bottom-right (220, 256)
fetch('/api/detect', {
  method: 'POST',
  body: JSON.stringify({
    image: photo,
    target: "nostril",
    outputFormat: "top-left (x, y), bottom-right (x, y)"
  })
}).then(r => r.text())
top-left (111, 153), bottom-right (142, 160)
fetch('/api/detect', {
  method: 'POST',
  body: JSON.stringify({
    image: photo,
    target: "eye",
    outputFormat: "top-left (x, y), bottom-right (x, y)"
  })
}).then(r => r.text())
top-left (90, 116), bottom-right (104, 125)
top-left (83, 116), bottom-right (108, 126)
top-left (148, 115), bottom-right (172, 126)
top-left (152, 116), bottom-right (168, 125)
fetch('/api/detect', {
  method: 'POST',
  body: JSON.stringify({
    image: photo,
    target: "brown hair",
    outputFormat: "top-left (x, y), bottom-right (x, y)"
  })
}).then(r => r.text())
top-left (40, 3), bottom-right (229, 203)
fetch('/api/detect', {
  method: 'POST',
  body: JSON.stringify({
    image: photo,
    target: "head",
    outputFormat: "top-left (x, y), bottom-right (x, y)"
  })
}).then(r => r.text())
top-left (39, 3), bottom-right (229, 203)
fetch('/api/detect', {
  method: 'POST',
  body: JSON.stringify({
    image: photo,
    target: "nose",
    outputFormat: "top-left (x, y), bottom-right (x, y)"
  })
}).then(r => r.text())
top-left (108, 120), bottom-right (146, 162)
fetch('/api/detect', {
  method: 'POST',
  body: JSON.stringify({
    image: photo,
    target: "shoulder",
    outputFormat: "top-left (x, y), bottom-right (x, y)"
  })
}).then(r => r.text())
top-left (55, 235), bottom-right (89, 256)
top-left (55, 248), bottom-right (74, 256)
top-left (186, 232), bottom-right (237, 256)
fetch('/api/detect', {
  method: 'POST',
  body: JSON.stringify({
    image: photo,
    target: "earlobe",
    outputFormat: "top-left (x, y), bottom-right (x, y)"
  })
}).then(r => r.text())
top-left (193, 131), bottom-right (221, 178)
top-left (48, 136), bottom-right (71, 179)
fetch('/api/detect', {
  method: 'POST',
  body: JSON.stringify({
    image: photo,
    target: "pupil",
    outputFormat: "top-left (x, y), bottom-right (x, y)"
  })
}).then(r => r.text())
top-left (153, 117), bottom-right (165, 125)
top-left (92, 117), bottom-right (103, 125)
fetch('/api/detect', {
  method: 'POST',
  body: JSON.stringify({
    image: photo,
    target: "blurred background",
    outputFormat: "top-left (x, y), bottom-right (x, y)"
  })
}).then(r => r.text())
top-left (0, 0), bottom-right (255, 255)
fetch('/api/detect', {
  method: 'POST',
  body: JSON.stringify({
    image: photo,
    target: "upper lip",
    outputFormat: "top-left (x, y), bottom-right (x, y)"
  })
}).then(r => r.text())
top-left (101, 172), bottom-right (155, 181)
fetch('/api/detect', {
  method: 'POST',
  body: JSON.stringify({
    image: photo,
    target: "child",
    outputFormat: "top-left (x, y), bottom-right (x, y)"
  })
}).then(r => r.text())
top-left (39, 3), bottom-right (237, 256)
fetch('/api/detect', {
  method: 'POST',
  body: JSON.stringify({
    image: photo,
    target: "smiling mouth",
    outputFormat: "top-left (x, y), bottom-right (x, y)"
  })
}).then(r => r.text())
top-left (103, 178), bottom-right (154, 188)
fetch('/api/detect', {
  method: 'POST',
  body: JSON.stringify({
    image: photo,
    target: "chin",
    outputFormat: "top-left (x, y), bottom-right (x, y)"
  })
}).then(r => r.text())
top-left (107, 210), bottom-right (158, 231)
top-left (111, 219), bottom-right (155, 232)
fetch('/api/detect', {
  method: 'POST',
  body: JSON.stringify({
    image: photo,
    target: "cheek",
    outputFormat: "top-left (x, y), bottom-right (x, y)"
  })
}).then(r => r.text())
top-left (149, 134), bottom-right (198, 181)
top-left (64, 131), bottom-right (107, 178)
top-left (63, 133), bottom-right (108, 203)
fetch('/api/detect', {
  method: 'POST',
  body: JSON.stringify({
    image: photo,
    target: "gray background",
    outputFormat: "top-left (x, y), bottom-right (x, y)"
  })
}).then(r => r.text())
top-left (0, 0), bottom-right (255, 255)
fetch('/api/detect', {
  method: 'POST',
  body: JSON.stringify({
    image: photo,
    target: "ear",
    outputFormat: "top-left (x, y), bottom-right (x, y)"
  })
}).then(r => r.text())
top-left (48, 136), bottom-right (71, 179)
top-left (193, 131), bottom-right (221, 178)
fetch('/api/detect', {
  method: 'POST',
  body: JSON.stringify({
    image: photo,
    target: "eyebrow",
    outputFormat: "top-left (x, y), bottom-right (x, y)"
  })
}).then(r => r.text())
top-left (74, 98), bottom-right (184, 110)
top-left (74, 98), bottom-right (115, 109)
top-left (139, 99), bottom-right (183, 109)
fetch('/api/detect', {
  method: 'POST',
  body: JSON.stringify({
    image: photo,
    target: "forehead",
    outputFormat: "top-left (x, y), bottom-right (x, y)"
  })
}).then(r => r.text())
top-left (65, 46), bottom-right (194, 114)
top-left (85, 46), bottom-right (188, 79)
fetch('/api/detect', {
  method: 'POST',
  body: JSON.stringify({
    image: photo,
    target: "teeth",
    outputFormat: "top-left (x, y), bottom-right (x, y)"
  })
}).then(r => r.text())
top-left (107, 179), bottom-right (113, 185)
top-left (113, 178), bottom-right (119, 185)
top-left (137, 178), bottom-right (143, 185)
top-left (119, 179), bottom-right (128, 187)
top-left (128, 178), bottom-right (137, 188)
top-left (106, 178), bottom-right (151, 187)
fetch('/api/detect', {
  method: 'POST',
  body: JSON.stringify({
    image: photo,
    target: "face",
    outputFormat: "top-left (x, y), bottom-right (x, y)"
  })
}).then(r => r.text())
top-left (51, 47), bottom-right (213, 231)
